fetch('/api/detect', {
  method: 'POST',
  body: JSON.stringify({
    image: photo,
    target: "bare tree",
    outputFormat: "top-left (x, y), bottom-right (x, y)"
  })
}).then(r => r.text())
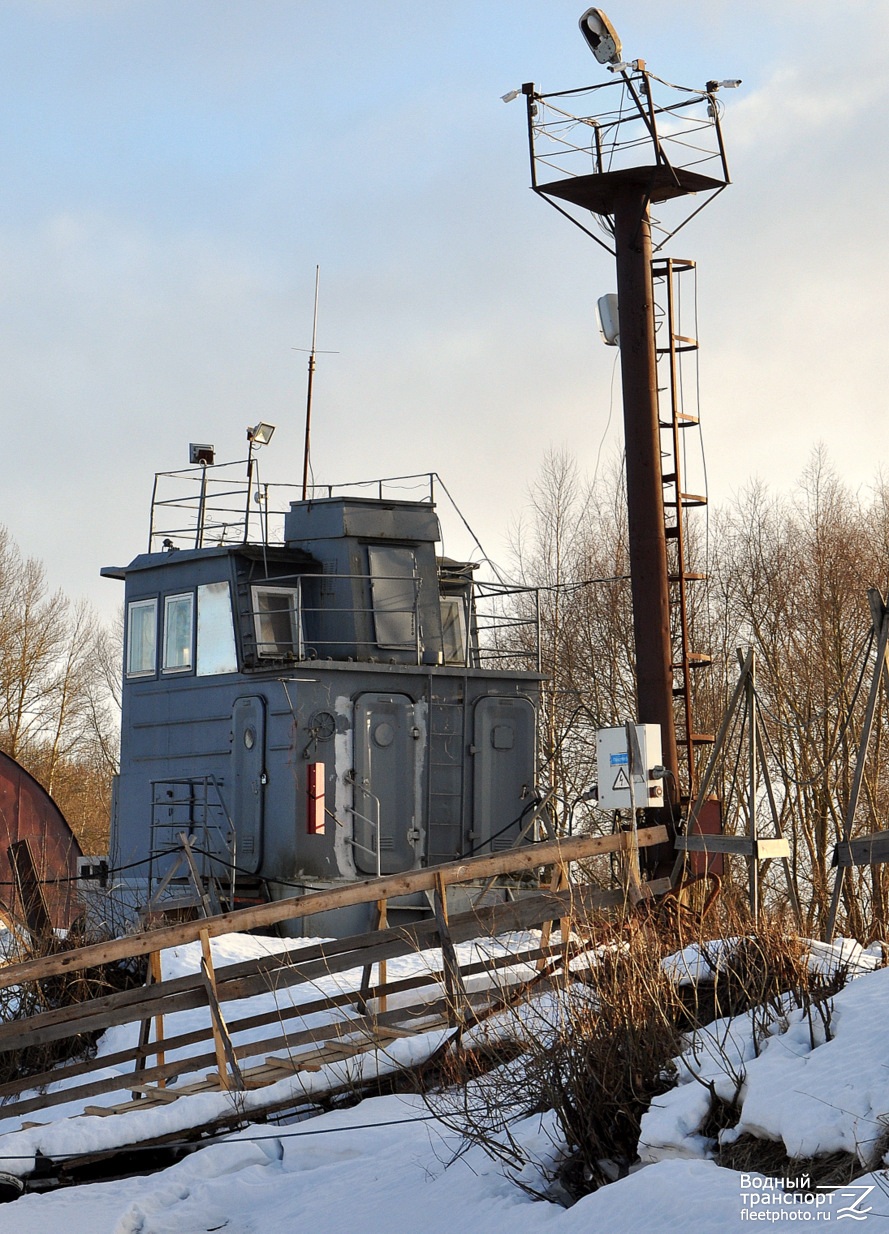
top-left (507, 446), bottom-right (889, 936)
top-left (0, 528), bottom-right (119, 852)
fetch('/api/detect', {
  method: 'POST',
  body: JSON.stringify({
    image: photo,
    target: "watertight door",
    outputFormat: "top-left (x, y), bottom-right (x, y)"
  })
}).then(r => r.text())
top-left (471, 696), bottom-right (536, 854)
top-left (352, 693), bottom-right (421, 875)
top-left (231, 696), bottom-right (266, 874)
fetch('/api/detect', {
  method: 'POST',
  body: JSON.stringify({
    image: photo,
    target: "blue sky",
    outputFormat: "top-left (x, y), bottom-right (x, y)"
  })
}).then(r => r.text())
top-left (1, 1), bottom-right (887, 620)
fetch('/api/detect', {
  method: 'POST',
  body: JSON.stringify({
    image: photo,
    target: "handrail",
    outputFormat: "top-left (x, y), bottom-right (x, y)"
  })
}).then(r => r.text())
top-left (0, 829), bottom-right (669, 990)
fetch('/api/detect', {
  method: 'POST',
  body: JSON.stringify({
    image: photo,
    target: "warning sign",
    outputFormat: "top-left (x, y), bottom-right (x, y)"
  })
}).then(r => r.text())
top-left (612, 766), bottom-right (631, 792)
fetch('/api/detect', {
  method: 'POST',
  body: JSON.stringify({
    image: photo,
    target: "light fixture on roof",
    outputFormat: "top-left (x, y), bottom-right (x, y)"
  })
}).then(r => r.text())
top-left (578, 8), bottom-right (622, 66)
top-left (189, 442), bottom-right (215, 466)
top-left (244, 422), bottom-right (276, 544)
top-left (247, 421), bottom-right (276, 446)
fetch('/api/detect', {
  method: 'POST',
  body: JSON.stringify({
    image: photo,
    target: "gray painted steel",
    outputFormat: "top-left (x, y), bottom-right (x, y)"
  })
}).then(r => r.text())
top-left (105, 494), bottom-right (542, 933)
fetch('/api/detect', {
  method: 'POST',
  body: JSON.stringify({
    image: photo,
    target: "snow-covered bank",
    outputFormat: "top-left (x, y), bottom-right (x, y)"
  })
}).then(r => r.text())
top-left (1, 933), bottom-right (889, 1231)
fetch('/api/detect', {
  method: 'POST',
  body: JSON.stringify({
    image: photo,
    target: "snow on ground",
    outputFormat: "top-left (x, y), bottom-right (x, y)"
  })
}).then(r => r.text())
top-left (641, 943), bottom-right (889, 1168)
top-left (1, 934), bottom-right (889, 1230)
top-left (0, 930), bottom-right (542, 1173)
top-left (2, 1094), bottom-right (889, 1234)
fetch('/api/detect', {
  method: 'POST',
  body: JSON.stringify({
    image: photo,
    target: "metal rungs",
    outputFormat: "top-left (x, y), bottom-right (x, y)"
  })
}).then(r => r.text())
top-left (672, 653), bottom-right (712, 669)
top-left (659, 413), bottom-right (699, 428)
top-left (655, 334), bottom-right (698, 354)
top-left (664, 494), bottom-right (707, 508)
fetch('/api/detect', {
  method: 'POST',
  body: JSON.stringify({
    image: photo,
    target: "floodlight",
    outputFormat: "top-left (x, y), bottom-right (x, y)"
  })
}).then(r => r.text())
top-left (596, 294), bottom-right (620, 347)
top-left (578, 8), bottom-right (622, 66)
top-left (248, 422), bottom-right (276, 446)
top-left (189, 442), bottom-right (215, 466)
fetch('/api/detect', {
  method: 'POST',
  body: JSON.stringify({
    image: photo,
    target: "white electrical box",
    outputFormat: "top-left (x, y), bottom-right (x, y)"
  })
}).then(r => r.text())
top-left (596, 724), bottom-right (664, 811)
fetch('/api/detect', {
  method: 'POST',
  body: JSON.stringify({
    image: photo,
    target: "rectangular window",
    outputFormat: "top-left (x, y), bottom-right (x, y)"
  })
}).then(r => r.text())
top-left (368, 545), bottom-right (417, 650)
top-left (440, 597), bottom-right (467, 666)
top-left (196, 582), bottom-right (237, 676)
top-left (252, 586), bottom-right (300, 658)
top-left (126, 598), bottom-right (157, 677)
top-left (163, 593), bottom-right (194, 672)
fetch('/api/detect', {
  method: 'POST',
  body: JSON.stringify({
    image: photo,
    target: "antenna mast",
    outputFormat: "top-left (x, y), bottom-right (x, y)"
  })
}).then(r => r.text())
top-left (302, 265), bottom-right (321, 500)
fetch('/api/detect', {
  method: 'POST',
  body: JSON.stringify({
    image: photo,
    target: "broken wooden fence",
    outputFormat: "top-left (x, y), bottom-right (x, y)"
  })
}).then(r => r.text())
top-left (0, 828), bottom-right (668, 1131)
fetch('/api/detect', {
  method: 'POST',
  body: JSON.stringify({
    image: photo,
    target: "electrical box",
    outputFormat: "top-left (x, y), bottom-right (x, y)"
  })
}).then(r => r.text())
top-left (596, 724), bottom-right (663, 811)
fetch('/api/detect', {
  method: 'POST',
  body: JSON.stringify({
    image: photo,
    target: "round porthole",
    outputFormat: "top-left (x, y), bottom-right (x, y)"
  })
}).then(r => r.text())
top-left (244, 726), bottom-right (256, 750)
top-left (373, 721), bottom-right (395, 748)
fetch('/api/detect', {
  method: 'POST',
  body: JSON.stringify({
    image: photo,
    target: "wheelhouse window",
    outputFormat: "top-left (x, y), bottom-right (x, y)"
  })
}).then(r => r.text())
top-left (252, 586), bottom-right (300, 658)
top-left (368, 545), bottom-right (417, 650)
top-left (126, 598), bottom-right (157, 677)
top-left (162, 592), bottom-right (194, 672)
top-left (196, 582), bottom-right (237, 676)
top-left (440, 597), bottom-right (467, 666)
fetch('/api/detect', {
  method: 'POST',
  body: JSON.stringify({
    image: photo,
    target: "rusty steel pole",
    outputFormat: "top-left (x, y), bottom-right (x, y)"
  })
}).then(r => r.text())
top-left (612, 185), bottom-right (679, 801)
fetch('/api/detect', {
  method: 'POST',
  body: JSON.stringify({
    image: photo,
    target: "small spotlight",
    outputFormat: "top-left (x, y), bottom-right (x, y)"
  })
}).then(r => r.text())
top-left (706, 79), bottom-right (742, 91)
top-left (247, 422), bottom-right (276, 446)
top-left (501, 88), bottom-right (521, 103)
top-left (189, 442), bottom-right (215, 466)
top-left (596, 294), bottom-right (620, 347)
top-left (578, 8), bottom-right (622, 66)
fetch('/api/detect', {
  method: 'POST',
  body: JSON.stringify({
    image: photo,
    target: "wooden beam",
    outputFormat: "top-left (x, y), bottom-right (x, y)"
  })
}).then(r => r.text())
top-left (674, 834), bottom-right (789, 859)
top-left (0, 940), bottom-right (558, 1109)
top-left (0, 829), bottom-right (667, 991)
top-left (0, 887), bottom-right (581, 1051)
top-left (835, 833), bottom-right (889, 868)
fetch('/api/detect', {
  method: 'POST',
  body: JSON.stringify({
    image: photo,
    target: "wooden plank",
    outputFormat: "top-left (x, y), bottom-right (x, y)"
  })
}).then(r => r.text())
top-left (132, 950), bottom-right (165, 1098)
top-left (432, 871), bottom-right (469, 1026)
top-left (0, 881), bottom-right (635, 1117)
top-left (0, 940), bottom-right (554, 1121)
top-left (0, 940), bottom-right (553, 1109)
top-left (129, 1084), bottom-right (180, 1104)
top-left (181, 834), bottom-right (216, 918)
top-left (199, 928), bottom-right (243, 1091)
top-left (675, 834), bottom-right (790, 860)
top-left (0, 886), bottom-right (580, 1053)
top-left (675, 834), bottom-right (755, 855)
top-left (0, 875), bottom-right (659, 1060)
top-left (754, 839), bottom-right (791, 860)
top-left (33, 970), bottom-right (556, 1132)
top-left (836, 833), bottom-right (889, 867)
top-left (0, 829), bottom-right (668, 991)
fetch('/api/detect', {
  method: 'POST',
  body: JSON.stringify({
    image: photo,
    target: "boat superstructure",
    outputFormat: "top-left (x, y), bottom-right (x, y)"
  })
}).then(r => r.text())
top-left (101, 463), bottom-right (543, 934)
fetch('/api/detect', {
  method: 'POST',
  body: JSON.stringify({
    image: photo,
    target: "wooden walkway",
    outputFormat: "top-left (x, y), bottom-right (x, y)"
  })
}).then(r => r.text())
top-left (0, 829), bottom-right (668, 1167)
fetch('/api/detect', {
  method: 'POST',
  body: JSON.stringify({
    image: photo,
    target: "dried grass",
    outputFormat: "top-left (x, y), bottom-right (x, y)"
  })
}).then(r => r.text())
top-left (0, 933), bottom-right (145, 1090)
top-left (426, 901), bottom-right (863, 1204)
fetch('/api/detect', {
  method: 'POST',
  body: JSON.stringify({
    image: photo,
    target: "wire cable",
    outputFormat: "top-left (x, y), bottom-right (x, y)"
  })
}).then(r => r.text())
top-left (0, 1112), bottom-right (444, 1164)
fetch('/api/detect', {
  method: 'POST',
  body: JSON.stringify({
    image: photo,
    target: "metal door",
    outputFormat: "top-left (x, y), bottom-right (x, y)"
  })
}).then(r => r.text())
top-left (352, 693), bottom-right (421, 875)
top-left (471, 696), bottom-right (536, 853)
top-left (231, 696), bottom-right (266, 874)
